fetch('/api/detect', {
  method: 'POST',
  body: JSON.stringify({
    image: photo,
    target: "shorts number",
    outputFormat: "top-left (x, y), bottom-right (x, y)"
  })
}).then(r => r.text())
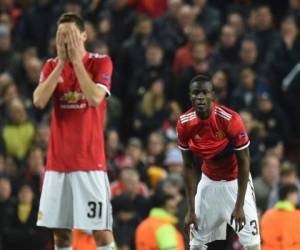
top-left (250, 220), bottom-right (258, 235)
top-left (87, 201), bottom-right (102, 218)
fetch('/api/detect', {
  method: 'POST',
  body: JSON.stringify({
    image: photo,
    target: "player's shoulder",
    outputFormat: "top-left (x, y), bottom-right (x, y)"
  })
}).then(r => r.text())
top-left (214, 104), bottom-right (239, 122)
top-left (178, 107), bottom-right (197, 126)
top-left (44, 57), bottom-right (58, 66)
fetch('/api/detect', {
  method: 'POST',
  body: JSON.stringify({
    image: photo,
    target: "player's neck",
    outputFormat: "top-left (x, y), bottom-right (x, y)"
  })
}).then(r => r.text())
top-left (196, 103), bottom-right (212, 120)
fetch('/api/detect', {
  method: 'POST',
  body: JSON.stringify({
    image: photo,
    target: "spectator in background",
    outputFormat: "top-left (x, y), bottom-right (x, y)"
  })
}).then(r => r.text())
top-left (211, 69), bottom-right (230, 105)
top-left (261, 184), bottom-right (300, 250)
top-left (23, 147), bottom-right (45, 197)
top-left (0, 24), bottom-right (20, 73)
top-left (154, 0), bottom-right (184, 59)
top-left (0, 175), bottom-right (12, 249)
top-left (287, 0), bottom-right (300, 26)
top-left (164, 147), bottom-right (184, 176)
top-left (240, 110), bottom-right (265, 177)
top-left (133, 79), bottom-right (167, 139)
top-left (255, 92), bottom-right (291, 146)
top-left (162, 101), bottom-right (182, 141)
top-left (267, 162), bottom-right (300, 209)
top-left (2, 182), bottom-right (50, 250)
top-left (1, 98), bottom-right (35, 161)
top-left (227, 11), bottom-right (246, 40)
top-left (111, 168), bottom-right (149, 199)
top-left (127, 0), bottom-right (167, 18)
top-left (146, 132), bottom-right (166, 166)
top-left (253, 155), bottom-right (280, 212)
top-left (34, 123), bottom-right (50, 153)
top-left (252, 5), bottom-right (280, 62)
top-left (231, 67), bottom-right (267, 111)
top-left (135, 193), bottom-right (185, 250)
top-left (210, 24), bottom-right (239, 77)
top-left (193, 0), bottom-right (221, 42)
top-left (172, 23), bottom-right (206, 78)
top-left (126, 137), bottom-right (149, 186)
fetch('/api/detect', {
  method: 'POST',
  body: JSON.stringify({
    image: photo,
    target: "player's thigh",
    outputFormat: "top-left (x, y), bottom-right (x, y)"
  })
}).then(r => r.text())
top-left (71, 171), bottom-right (112, 230)
top-left (37, 171), bottom-right (73, 228)
top-left (93, 230), bottom-right (114, 245)
top-left (191, 178), bottom-right (227, 244)
top-left (224, 179), bottom-right (260, 247)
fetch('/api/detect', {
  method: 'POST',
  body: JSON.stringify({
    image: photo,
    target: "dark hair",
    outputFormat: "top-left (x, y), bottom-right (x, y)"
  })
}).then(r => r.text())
top-left (280, 163), bottom-right (297, 177)
top-left (190, 74), bottom-right (212, 88)
top-left (152, 192), bottom-right (175, 208)
top-left (57, 12), bottom-right (85, 32)
top-left (279, 183), bottom-right (298, 200)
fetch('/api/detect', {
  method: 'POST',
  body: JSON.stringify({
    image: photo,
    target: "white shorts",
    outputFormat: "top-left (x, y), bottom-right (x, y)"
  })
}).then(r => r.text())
top-left (190, 174), bottom-right (260, 248)
top-left (37, 171), bottom-right (112, 230)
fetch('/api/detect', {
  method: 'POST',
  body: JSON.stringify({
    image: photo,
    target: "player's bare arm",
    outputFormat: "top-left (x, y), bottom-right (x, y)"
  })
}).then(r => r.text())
top-left (231, 147), bottom-right (250, 232)
top-left (33, 27), bottom-right (66, 109)
top-left (66, 25), bottom-right (106, 107)
top-left (182, 149), bottom-right (198, 232)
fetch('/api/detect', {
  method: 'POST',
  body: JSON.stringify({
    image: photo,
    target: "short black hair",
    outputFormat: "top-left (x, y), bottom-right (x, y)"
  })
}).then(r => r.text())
top-left (57, 12), bottom-right (85, 32)
top-left (152, 192), bottom-right (176, 208)
top-left (279, 183), bottom-right (298, 200)
top-left (189, 74), bottom-right (212, 88)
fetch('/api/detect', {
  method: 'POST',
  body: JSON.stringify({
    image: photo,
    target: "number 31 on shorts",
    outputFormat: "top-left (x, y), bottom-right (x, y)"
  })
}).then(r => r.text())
top-left (87, 201), bottom-right (103, 218)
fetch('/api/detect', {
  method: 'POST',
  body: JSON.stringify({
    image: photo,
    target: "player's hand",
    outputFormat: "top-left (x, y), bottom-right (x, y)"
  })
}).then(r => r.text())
top-left (185, 209), bottom-right (198, 236)
top-left (230, 205), bottom-right (245, 232)
top-left (66, 26), bottom-right (85, 64)
top-left (56, 27), bottom-right (68, 63)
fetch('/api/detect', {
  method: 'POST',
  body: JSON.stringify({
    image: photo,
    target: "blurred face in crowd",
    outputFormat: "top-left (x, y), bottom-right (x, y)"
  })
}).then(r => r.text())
top-left (194, 0), bottom-right (207, 9)
top-left (168, 101), bottom-right (181, 124)
top-left (0, 32), bottom-right (10, 51)
top-left (188, 25), bottom-right (206, 44)
top-left (256, 6), bottom-right (273, 30)
top-left (287, 191), bottom-right (298, 206)
top-left (8, 98), bottom-right (27, 124)
top-left (281, 172), bottom-right (298, 185)
top-left (112, 0), bottom-right (128, 10)
top-left (85, 21), bottom-right (97, 43)
top-left (64, 2), bottom-right (81, 15)
top-left (281, 17), bottom-right (298, 38)
top-left (165, 195), bottom-right (179, 215)
top-left (3, 83), bottom-right (18, 105)
top-left (192, 42), bottom-right (208, 62)
top-left (0, 177), bottom-right (11, 202)
top-left (212, 70), bottom-right (228, 92)
top-left (167, 0), bottom-right (182, 17)
top-left (241, 68), bottom-right (255, 90)
top-left (146, 45), bottom-right (164, 66)
top-left (121, 169), bottom-right (140, 196)
top-left (148, 133), bottom-right (165, 156)
top-left (127, 145), bottom-right (143, 163)
top-left (135, 18), bottom-right (152, 37)
top-left (227, 13), bottom-right (244, 36)
top-left (240, 40), bottom-right (258, 65)
top-left (28, 148), bottom-right (44, 174)
top-left (261, 156), bottom-right (280, 186)
top-left (220, 25), bottom-right (237, 48)
top-left (177, 5), bottom-right (195, 29)
top-left (25, 57), bottom-right (43, 84)
top-left (258, 95), bottom-right (273, 113)
top-left (18, 185), bottom-right (34, 205)
top-left (290, 0), bottom-right (300, 10)
top-left (240, 111), bottom-right (254, 133)
top-left (106, 130), bottom-right (120, 156)
top-left (167, 162), bottom-right (183, 175)
top-left (4, 156), bottom-right (17, 177)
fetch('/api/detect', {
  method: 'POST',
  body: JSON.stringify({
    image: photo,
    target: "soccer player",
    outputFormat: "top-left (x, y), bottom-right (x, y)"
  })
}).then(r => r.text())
top-left (33, 13), bottom-right (115, 250)
top-left (176, 75), bottom-right (261, 250)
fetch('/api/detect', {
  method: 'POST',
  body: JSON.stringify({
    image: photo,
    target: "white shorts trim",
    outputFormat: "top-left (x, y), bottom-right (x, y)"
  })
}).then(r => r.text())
top-left (37, 171), bottom-right (112, 230)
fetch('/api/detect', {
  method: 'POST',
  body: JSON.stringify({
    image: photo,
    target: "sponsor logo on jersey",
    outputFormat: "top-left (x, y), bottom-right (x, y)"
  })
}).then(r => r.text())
top-left (60, 92), bottom-right (85, 103)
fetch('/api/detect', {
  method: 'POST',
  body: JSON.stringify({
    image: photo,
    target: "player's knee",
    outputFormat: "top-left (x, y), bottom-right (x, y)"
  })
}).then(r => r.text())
top-left (93, 230), bottom-right (114, 246)
top-left (53, 229), bottom-right (72, 246)
top-left (245, 244), bottom-right (261, 250)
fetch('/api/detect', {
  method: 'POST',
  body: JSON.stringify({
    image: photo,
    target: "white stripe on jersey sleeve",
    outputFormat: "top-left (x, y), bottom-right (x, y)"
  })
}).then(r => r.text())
top-left (234, 141), bottom-right (250, 151)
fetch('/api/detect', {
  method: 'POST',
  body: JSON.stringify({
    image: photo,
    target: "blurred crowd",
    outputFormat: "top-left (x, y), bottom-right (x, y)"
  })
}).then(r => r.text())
top-left (0, 0), bottom-right (300, 249)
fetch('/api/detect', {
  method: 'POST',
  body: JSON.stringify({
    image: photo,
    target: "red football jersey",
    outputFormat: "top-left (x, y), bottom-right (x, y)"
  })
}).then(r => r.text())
top-left (39, 52), bottom-right (113, 172)
top-left (176, 103), bottom-right (250, 180)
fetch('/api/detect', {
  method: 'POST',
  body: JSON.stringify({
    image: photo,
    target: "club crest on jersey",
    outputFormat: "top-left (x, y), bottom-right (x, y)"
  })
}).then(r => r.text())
top-left (60, 92), bottom-right (85, 103)
top-left (215, 130), bottom-right (225, 140)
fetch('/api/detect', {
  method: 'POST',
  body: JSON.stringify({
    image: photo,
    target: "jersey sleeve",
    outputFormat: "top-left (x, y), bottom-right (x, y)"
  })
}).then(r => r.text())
top-left (93, 56), bottom-right (113, 96)
top-left (176, 119), bottom-right (190, 151)
top-left (39, 60), bottom-right (54, 84)
top-left (227, 113), bottom-right (250, 151)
